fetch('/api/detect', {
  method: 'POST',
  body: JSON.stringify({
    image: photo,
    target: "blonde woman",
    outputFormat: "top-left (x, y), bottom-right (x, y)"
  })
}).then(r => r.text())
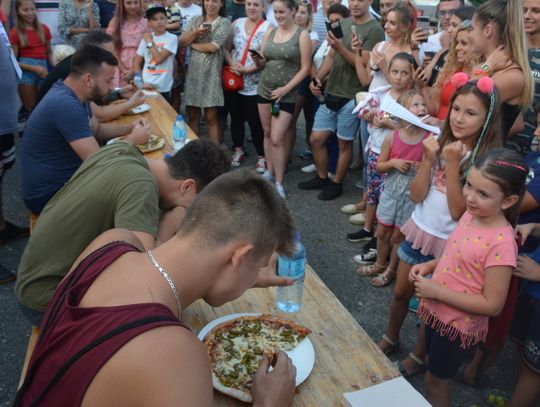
top-left (417, 19), bottom-right (479, 119)
top-left (469, 0), bottom-right (534, 138)
top-left (284, 0), bottom-right (318, 163)
top-left (223, 0), bottom-right (271, 170)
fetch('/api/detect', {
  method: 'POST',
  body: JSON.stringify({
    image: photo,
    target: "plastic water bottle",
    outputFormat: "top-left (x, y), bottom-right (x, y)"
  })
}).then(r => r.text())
top-left (172, 114), bottom-right (187, 152)
top-left (133, 73), bottom-right (144, 89)
top-left (276, 232), bottom-right (306, 313)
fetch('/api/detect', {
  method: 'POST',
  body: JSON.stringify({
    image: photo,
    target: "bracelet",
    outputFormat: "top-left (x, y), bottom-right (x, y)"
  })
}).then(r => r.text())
top-left (473, 68), bottom-right (489, 77)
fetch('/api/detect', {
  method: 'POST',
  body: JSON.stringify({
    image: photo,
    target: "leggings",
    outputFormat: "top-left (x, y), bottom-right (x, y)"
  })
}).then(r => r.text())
top-left (225, 91), bottom-right (264, 156)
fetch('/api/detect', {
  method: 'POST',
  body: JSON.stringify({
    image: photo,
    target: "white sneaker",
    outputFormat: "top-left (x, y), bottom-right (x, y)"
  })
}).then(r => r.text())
top-left (349, 213), bottom-right (365, 225)
top-left (301, 163), bottom-right (317, 173)
top-left (275, 183), bottom-right (286, 199)
top-left (262, 170), bottom-right (275, 182)
top-left (341, 204), bottom-right (359, 214)
top-left (231, 150), bottom-right (245, 167)
top-left (256, 158), bottom-right (266, 174)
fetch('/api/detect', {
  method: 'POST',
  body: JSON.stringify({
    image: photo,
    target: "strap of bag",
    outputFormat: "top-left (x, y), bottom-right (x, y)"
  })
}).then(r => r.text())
top-left (240, 19), bottom-right (264, 66)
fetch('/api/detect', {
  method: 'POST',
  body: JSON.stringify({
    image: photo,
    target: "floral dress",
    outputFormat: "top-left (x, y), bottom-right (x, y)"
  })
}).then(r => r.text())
top-left (107, 18), bottom-right (148, 86)
top-left (58, 0), bottom-right (101, 48)
top-left (183, 15), bottom-right (232, 107)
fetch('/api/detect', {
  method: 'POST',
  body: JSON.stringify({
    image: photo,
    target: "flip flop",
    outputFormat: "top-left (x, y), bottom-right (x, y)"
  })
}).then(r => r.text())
top-left (370, 268), bottom-right (396, 287)
top-left (397, 352), bottom-right (426, 378)
top-left (356, 263), bottom-right (387, 276)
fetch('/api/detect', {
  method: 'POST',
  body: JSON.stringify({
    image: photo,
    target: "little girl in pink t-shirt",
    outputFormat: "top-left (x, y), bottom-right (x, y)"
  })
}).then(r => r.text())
top-left (409, 148), bottom-right (529, 407)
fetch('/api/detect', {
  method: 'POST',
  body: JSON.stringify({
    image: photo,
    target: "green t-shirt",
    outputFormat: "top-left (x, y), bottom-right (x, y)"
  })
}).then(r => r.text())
top-left (325, 17), bottom-right (385, 99)
top-left (15, 142), bottom-right (160, 312)
top-left (225, 0), bottom-right (246, 22)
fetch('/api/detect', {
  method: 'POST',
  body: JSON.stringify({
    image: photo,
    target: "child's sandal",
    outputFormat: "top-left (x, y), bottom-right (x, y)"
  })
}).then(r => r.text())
top-left (370, 267), bottom-right (396, 287)
top-left (379, 334), bottom-right (400, 355)
top-left (356, 263), bottom-right (387, 276)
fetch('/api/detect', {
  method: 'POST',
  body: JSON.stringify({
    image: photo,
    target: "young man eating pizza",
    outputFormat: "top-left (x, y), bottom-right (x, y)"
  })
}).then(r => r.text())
top-left (16, 170), bottom-right (298, 407)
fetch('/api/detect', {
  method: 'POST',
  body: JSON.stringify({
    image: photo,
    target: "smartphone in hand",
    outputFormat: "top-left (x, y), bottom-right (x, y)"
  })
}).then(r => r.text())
top-left (325, 20), bottom-right (343, 39)
top-left (202, 22), bottom-right (212, 30)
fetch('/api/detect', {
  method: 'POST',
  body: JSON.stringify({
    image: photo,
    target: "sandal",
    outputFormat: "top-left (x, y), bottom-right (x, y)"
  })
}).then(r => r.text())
top-left (379, 334), bottom-right (400, 355)
top-left (397, 352), bottom-right (426, 378)
top-left (356, 263), bottom-right (387, 276)
top-left (370, 268), bottom-right (396, 287)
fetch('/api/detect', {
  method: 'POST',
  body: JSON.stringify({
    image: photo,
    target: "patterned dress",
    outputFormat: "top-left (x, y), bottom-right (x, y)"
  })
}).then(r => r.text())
top-left (183, 15), bottom-right (232, 107)
top-left (107, 17), bottom-right (148, 86)
top-left (58, 0), bottom-right (101, 48)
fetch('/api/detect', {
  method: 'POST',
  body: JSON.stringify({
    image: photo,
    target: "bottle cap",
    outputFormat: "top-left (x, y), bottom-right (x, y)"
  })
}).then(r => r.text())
top-left (176, 114), bottom-right (183, 121)
top-left (294, 231), bottom-right (301, 241)
top-left (164, 153), bottom-right (172, 159)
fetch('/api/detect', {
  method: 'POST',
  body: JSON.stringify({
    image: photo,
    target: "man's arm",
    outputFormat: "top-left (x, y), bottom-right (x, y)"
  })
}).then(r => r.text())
top-left (69, 136), bottom-right (100, 160)
top-left (91, 90), bottom-right (146, 122)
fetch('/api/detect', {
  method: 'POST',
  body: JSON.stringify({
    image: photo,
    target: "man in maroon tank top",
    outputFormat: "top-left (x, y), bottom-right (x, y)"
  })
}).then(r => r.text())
top-left (17, 170), bottom-right (298, 407)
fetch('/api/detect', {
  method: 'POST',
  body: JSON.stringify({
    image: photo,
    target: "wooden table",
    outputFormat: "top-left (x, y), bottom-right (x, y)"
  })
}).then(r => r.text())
top-left (184, 265), bottom-right (400, 406)
top-left (109, 94), bottom-right (198, 159)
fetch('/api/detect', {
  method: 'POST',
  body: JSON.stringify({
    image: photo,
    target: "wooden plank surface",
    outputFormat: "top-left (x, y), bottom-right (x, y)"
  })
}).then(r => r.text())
top-left (109, 94), bottom-right (197, 160)
top-left (184, 265), bottom-right (400, 406)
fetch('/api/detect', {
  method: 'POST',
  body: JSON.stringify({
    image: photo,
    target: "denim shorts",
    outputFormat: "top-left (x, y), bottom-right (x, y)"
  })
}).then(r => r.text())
top-left (19, 57), bottom-right (48, 85)
top-left (313, 99), bottom-right (359, 141)
top-left (397, 239), bottom-right (434, 265)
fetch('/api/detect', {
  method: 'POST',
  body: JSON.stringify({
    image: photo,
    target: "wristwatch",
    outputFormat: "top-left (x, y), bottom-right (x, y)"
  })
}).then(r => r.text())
top-left (146, 41), bottom-right (154, 49)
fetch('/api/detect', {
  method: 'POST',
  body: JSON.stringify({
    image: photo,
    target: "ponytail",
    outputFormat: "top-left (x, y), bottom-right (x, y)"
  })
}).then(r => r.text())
top-left (504, 0), bottom-right (533, 110)
top-left (476, 0), bottom-right (533, 110)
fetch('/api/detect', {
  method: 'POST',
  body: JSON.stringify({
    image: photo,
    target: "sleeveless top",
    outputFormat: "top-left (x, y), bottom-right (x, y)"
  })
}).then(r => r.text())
top-left (389, 129), bottom-right (427, 162)
top-left (257, 26), bottom-right (302, 103)
top-left (437, 80), bottom-right (456, 120)
top-left (15, 241), bottom-right (188, 407)
top-left (501, 102), bottom-right (521, 140)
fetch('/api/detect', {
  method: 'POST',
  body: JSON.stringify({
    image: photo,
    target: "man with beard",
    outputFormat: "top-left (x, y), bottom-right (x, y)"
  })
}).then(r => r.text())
top-left (20, 45), bottom-right (151, 214)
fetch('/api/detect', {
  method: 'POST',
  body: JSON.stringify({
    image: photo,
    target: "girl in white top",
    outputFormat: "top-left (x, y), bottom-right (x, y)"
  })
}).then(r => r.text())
top-left (377, 75), bottom-right (504, 377)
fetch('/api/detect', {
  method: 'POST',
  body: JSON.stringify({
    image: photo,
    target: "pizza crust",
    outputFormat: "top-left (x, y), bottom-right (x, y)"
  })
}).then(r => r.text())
top-left (203, 315), bottom-right (311, 402)
top-left (212, 371), bottom-right (253, 403)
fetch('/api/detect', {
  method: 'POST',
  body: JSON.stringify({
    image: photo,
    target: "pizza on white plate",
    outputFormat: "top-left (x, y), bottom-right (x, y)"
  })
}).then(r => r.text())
top-left (202, 314), bottom-right (311, 402)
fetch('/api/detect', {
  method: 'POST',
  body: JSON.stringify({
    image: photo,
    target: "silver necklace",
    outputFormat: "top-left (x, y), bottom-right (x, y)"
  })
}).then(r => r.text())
top-left (147, 250), bottom-right (182, 318)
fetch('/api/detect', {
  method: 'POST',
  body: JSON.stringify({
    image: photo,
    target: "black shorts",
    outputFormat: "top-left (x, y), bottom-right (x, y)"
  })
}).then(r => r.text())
top-left (256, 95), bottom-right (295, 115)
top-left (425, 325), bottom-right (473, 379)
top-left (510, 291), bottom-right (540, 374)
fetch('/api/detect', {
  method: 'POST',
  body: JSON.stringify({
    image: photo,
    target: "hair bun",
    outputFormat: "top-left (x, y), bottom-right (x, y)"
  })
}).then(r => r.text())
top-left (450, 72), bottom-right (469, 89)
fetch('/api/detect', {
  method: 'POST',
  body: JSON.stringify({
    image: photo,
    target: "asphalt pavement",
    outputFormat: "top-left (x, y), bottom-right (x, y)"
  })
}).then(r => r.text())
top-left (0, 120), bottom-right (523, 406)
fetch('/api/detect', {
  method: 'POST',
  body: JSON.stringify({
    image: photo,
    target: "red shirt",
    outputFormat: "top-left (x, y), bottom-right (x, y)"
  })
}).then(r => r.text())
top-left (0, 9), bottom-right (7, 23)
top-left (9, 24), bottom-right (51, 59)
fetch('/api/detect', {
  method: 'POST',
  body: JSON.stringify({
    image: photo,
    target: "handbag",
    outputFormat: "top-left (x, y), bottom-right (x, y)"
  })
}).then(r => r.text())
top-left (222, 19), bottom-right (264, 92)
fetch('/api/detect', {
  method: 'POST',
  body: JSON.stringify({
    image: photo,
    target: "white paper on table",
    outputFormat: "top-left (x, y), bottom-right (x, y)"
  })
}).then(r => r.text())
top-left (343, 377), bottom-right (431, 407)
top-left (379, 98), bottom-right (441, 135)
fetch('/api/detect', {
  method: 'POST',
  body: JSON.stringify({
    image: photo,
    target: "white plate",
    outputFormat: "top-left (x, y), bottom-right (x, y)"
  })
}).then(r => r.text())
top-left (197, 312), bottom-right (315, 386)
top-left (127, 103), bottom-right (151, 115)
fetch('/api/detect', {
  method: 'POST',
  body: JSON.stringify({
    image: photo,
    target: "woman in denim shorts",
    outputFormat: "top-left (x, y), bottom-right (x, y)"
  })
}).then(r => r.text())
top-left (9, 0), bottom-right (53, 112)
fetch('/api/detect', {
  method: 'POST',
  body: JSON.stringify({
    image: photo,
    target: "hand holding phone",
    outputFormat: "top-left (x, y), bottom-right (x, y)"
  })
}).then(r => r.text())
top-left (249, 49), bottom-right (263, 59)
top-left (325, 20), bottom-right (343, 39)
top-left (202, 22), bottom-right (212, 31)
